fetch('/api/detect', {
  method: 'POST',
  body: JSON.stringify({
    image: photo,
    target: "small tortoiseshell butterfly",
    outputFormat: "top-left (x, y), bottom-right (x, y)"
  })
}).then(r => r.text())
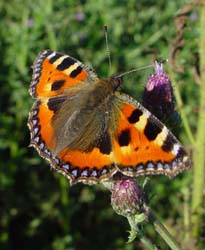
top-left (28, 50), bottom-right (191, 184)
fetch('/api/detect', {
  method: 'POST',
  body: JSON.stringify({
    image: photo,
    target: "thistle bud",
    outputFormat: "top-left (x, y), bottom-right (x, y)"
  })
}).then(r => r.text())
top-left (111, 178), bottom-right (145, 217)
top-left (142, 61), bottom-right (180, 128)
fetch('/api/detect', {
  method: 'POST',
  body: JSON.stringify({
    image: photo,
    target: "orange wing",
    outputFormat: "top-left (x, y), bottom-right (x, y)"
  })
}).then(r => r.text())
top-left (28, 51), bottom-right (116, 184)
top-left (28, 98), bottom-right (117, 184)
top-left (29, 50), bottom-right (98, 98)
top-left (113, 94), bottom-right (191, 178)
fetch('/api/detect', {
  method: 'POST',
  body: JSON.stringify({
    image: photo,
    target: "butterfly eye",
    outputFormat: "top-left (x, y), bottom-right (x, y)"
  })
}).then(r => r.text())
top-left (110, 74), bottom-right (123, 90)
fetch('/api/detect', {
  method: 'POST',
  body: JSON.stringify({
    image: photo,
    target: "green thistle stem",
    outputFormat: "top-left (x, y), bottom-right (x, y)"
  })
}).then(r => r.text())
top-left (191, 3), bottom-right (205, 241)
top-left (127, 207), bottom-right (183, 249)
top-left (127, 215), bottom-right (159, 250)
top-left (146, 208), bottom-right (183, 250)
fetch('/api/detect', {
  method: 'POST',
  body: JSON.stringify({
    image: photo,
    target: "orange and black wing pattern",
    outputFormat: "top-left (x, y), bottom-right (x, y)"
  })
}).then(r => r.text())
top-left (29, 50), bottom-right (98, 98)
top-left (28, 51), bottom-right (191, 185)
top-left (112, 94), bottom-right (191, 178)
top-left (28, 51), bottom-right (116, 184)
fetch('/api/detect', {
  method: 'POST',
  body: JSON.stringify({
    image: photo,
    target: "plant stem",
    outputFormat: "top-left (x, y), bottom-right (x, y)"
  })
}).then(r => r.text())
top-left (127, 216), bottom-right (159, 250)
top-left (182, 187), bottom-right (191, 241)
top-left (146, 207), bottom-right (183, 250)
top-left (191, 2), bottom-right (205, 241)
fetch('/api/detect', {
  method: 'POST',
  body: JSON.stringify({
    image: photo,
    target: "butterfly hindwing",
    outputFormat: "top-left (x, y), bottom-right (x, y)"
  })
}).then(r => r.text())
top-left (28, 97), bottom-right (117, 184)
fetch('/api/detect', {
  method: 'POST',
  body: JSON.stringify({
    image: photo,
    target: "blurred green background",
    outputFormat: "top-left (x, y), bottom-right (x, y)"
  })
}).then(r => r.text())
top-left (0, 1), bottom-right (199, 250)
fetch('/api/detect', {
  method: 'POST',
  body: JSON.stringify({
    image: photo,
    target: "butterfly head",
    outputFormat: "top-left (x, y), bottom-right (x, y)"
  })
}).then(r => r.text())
top-left (110, 73), bottom-right (123, 91)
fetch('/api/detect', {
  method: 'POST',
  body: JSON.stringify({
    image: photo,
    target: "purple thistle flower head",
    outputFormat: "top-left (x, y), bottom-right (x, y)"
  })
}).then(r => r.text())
top-left (143, 61), bottom-right (174, 106)
top-left (111, 178), bottom-right (145, 217)
top-left (142, 61), bottom-right (180, 127)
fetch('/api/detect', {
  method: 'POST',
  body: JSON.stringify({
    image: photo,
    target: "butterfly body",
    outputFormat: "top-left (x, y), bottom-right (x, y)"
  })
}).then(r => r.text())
top-left (28, 50), bottom-right (191, 184)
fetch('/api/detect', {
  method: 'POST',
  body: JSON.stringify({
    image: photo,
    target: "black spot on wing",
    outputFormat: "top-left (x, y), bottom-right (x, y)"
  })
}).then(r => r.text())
top-left (51, 80), bottom-right (65, 91)
top-left (57, 57), bottom-right (75, 71)
top-left (47, 96), bottom-right (67, 113)
top-left (118, 129), bottom-right (131, 146)
top-left (49, 53), bottom-right (62, 63)
top-left (97, 132), bottom-right (112, 154)
top-left (162, 133), bottom-right (176, 152)
top-left (70, 66), bottom-right (83, 78)
top-left (128, 109), bottom-right (143, 123)
top-left (144, 118), bottom-right (162, 141)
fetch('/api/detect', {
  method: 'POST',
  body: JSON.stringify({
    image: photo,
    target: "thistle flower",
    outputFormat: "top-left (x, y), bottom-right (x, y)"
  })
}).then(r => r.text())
top-left (142, 61), bottom-right (181, 128)
top-left (110, 178), bottom-right (145, 217)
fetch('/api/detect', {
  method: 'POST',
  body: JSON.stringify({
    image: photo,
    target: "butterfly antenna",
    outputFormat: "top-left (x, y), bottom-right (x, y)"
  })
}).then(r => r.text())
top-left (117, 64), bottom-right (154, 78)
top-left (117, 59), bottom-right (168, 78)
top-left (104, 25), bottom-right (112, 75)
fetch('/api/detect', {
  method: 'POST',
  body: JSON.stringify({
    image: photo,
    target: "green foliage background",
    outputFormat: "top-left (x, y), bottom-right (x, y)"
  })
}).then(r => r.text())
top-left (0, 1), bottom-right (201, 250)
